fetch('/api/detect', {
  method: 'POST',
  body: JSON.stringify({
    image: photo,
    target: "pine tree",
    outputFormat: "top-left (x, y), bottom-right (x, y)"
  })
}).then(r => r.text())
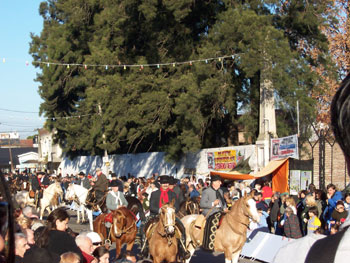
top-left (30, 0), bottom-right (337, 160)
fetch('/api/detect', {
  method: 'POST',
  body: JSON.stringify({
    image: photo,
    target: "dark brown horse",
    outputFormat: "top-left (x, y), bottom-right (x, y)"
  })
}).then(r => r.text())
top-left (177, 197), bottom-right (201, 219)
top-left (94, 207), bottom-right (137, 257)
top-left (125, 196), bottom-right (146, 222)
top-left (148, 200), bottom-right (178, 263)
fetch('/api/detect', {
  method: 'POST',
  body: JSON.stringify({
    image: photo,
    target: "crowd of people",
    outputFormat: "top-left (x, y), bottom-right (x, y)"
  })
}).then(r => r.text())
top-left (1, 72), bottom-right (350, 262)
top-left (2, 167), bottom-right (349, 263)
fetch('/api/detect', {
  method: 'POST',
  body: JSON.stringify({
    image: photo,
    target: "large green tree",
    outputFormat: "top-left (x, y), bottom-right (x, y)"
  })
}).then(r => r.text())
top-left (30, 0), bottom-right (335, 160)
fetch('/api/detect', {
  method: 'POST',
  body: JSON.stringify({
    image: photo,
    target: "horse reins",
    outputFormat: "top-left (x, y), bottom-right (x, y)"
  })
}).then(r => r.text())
top-left (113, 211), bottom-right (137, 237)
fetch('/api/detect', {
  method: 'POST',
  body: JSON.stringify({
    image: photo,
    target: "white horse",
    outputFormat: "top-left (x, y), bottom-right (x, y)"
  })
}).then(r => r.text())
top-left (39, 182), bottom-right (63, 219)
top-left (65, 183), bottom-right (93, 230)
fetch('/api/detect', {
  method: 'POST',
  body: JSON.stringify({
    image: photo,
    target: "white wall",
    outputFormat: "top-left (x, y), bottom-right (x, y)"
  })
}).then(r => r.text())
top-left (58, 145), bottom-right (257, 178)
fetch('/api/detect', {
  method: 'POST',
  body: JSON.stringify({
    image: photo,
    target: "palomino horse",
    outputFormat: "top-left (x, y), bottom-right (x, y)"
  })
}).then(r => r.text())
top-left (181, 193), bottom-right (260, 263)
top-left (177, 197), bottom-right (201, 219)
top-left (65, 184), bottom-right (94, 230)
top-left (148, 200), bottom-right (178, 263)
top-left (39, 182), bottom-right (63, 219)
top-left (93, 207), bottom-right (137, 257)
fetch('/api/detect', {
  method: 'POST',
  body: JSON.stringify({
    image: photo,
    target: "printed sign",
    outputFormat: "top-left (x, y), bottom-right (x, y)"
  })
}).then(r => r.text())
top-left (207, 149), bottom-right (244, 171)
top-left (271, 134), bottom-right (299, 160)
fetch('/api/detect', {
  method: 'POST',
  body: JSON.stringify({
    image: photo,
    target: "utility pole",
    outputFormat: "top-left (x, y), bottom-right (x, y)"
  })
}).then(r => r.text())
top-left (98, 103), bottom-right (109, 175)
top-left (8, 137), bottom-right (14, 172)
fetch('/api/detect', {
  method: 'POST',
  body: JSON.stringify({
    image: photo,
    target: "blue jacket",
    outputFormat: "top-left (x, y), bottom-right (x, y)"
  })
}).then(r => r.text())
top-left (324, 191), bottom-right (342, 221)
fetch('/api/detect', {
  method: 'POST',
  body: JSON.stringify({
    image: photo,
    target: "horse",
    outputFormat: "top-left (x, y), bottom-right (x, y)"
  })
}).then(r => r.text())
top-left (39, 182), bottom-right (63, 219)
top-left (125, 196), bottom-right (146, 222)
top-left (65, 184), bottom-right (94, 230)
top-left (93, 206), bottom-right (137, 257)
top-left (148, 200), bottom-right (178, 263)
top-left (181, 193), bottom-right (260, 263)
top-left (177, 197), bottom-right (201, 219)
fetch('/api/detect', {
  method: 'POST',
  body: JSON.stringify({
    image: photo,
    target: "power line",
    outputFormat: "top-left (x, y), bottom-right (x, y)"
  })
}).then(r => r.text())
top-left (0, 108), bottom-right (39, 114)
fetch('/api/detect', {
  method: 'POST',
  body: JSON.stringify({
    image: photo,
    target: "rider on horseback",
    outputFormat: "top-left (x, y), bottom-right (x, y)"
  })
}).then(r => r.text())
top-left (105, 180), bottom-right (129, 241)
top-left (142, 175), bottom-right (190, 260)
top-left (31, 172), bottom-right (45, 208)
top-left (91, 167), bottom-right (109, 208)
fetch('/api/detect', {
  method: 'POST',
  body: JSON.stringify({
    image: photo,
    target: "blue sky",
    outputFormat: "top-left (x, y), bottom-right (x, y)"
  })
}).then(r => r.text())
top-left (0, 0), bottom-right (44, 138)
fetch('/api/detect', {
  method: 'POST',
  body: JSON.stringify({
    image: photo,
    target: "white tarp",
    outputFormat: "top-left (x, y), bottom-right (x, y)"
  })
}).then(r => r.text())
top-left (58, 145), bottom-right (257, 178)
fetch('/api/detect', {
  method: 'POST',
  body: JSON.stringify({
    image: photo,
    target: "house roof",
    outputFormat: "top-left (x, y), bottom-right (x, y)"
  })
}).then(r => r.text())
top-left (0, 147), bottom-right (38, 167)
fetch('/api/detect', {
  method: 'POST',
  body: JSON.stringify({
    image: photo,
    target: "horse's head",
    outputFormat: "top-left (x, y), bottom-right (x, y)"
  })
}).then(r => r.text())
top-left (65, 184), bottom-right (75, 201)
top-left (159, 199), bottom-right (176, 235)
top-left (186, 199), bottom-right (200, 214)
top-left (243, 193), bottom-right (260, 223)
top-left (112, 209), bottom-right (127, 238)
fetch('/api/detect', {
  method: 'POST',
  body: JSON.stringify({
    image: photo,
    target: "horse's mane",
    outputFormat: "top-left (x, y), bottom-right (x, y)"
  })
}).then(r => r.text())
top-left (228, 195), bottom-right (248, 215)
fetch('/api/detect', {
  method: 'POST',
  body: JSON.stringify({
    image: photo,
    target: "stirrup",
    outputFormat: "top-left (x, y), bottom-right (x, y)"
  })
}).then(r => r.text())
top-left (105, 239), bottom-right (112, 246)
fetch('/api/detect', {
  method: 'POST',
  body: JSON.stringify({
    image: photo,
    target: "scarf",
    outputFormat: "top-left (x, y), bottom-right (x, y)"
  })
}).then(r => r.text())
top-left (159, 188), bottom-right (169, 208)
top-left (212, 186), bottom-right (225, 207)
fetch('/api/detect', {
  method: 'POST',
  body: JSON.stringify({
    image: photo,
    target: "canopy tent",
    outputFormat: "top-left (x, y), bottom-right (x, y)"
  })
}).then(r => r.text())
top-left (210, 158), bottom-right (289, 193)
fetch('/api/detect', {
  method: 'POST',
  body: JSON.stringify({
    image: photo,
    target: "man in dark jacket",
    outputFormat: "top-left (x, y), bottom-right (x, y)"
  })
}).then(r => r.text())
top-left (92, 168), bottom-right (108, 203)
top-left (31, 172), bottom-right (44, 208)
top-left (149, 176), bottom-right (179, 216)
top-left (76, 172), bottom-right (91, 189)
top-left (269, 192), bottom-right (281, 232)
top-left (143, 175), bottom-right (189, 260)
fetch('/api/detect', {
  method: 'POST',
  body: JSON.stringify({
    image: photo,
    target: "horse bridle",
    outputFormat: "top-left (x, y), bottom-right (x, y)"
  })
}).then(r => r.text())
top-left (159, 206), bottom-right (176, 232)
top-left (113, 211), bottom-right (136, 237)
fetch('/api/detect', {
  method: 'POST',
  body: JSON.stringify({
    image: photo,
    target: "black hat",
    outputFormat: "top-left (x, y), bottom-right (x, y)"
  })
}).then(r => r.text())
top-left (210, 174), bottom-right (222, 182)
top-left (169, 177), bottom-right (177, 185)
top-left (37, 172), bottom-right (45, 176)
top-left (109, 180), bottom-right (119, 187)
top-left (78, 171), bottom-right (85, 176)
top-left (159, 175), bottom-right (171, 184)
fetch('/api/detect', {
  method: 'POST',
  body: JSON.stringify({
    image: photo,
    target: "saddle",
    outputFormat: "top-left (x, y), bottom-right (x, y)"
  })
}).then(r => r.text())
top-left (201, 212), bottom-right (225, 251)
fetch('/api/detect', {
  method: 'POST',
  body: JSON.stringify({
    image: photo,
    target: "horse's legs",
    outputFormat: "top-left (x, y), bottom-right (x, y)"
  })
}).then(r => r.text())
top-left (125, 240), bottom-right (134, 252)
top-left (115, 240), bottom-right (121, 258)
top-left (224, 249), bottom-right (232, 263)
top-left (81, 206), bottom-right (85, 223)
top-left (87, 209), bottom-right (93, 231)
top-left (76, 206), bottom-right (81, 224)
top-left (185, 243), bottom-right (195, 263)
top-left (231, 251), bottom-right (240, 263)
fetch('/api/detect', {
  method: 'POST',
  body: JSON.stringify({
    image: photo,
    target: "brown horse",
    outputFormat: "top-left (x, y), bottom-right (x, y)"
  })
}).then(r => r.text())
top-left (93, 207), bottom-right (137, 257)
top-left (148, 200), bottom-right (178, 263)
top-left (177, 197), bottom-right (201, 219)
top-left (181, 193), bottom-right (260, 263)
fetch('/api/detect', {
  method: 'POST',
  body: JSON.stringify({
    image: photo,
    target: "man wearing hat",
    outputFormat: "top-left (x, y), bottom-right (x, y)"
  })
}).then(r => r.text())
top-left (31, 172), bottom-right (45, 208)
top-left (76, 171), bottom-right (91, 189)
top-left (144, 175), bottom-right (190, 260)
top-left (200, 174), bottom-right (226, 217)
top-left (104, 180), bottom-right (129, 240)
top-left (168, 177), bottom-right (185, 205)
top-left (149, 175), bottom-right (179, 216)
top-left (91, 167), bottom-right (109, 203)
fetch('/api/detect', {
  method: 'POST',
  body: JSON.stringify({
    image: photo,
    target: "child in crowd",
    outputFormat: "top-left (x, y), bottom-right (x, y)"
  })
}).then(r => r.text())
top-left (330, 223), bottom-right (340, 235)
top-left (331, 200), bottom-right (348, 225)
top-left (343, 193), bottom-right (350, 211)
top-left (306, 206), bottom-right (321, 235)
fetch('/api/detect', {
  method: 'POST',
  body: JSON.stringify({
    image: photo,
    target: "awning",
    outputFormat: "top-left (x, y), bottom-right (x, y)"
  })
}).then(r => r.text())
top-left (210, 158), bottom-right (289, 193)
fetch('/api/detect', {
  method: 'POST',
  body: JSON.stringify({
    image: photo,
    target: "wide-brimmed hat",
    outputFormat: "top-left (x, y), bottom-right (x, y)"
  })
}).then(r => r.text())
top-left (210, 174), bottom-right (222, 182)
top-left (96, 168), bottom-right (102, 172)
top-left (78, 171), bottom-right (85, 176)
top-left (159, 175), bottom-right (171, 184)
top-left (109, 180), bottom-right (119, 187)
top-left (169, 176), bottom-right (178, 185)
